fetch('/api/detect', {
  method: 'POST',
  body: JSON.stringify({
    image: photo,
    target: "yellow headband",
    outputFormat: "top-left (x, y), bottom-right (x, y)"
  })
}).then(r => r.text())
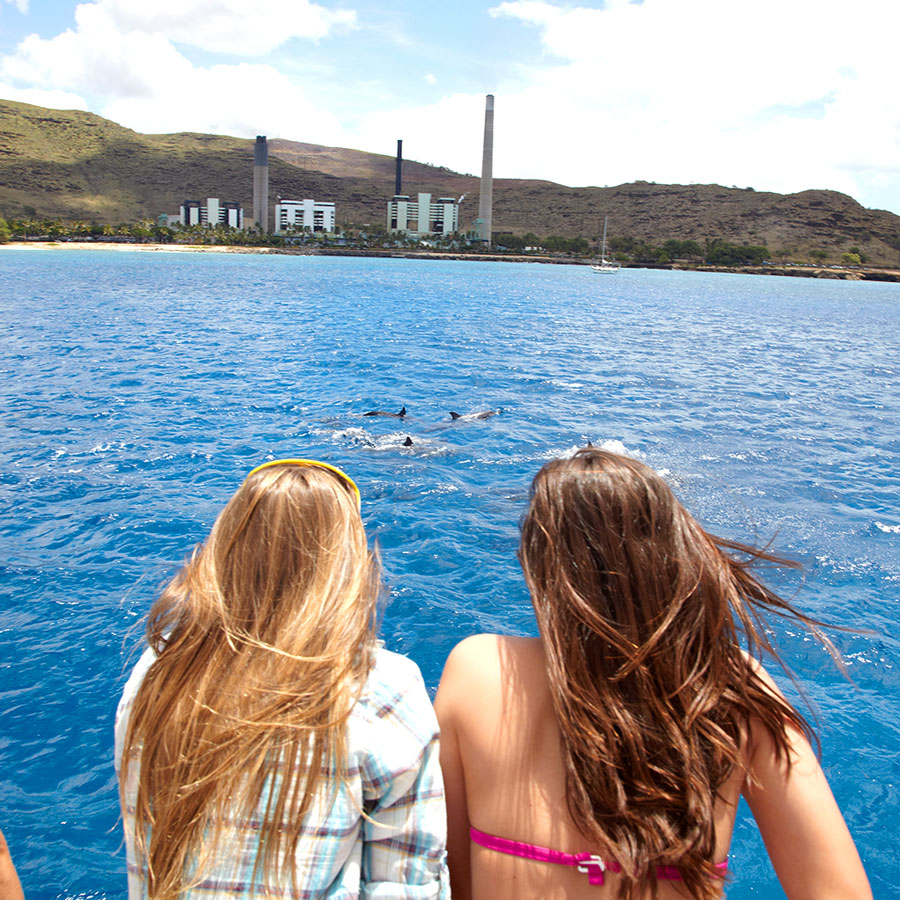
top-left (246, 459), bottom-right (361, 510)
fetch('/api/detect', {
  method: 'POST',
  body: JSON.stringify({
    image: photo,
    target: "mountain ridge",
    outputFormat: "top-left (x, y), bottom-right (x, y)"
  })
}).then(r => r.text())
top-left (2, 98), bottom-right (899, 265)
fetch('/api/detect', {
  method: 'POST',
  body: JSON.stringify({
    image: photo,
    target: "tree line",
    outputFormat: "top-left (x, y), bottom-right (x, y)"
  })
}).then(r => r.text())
top-left (0, 216), bottom-right (883, 267)
top-left (493, 233), bottom-right (770, 264)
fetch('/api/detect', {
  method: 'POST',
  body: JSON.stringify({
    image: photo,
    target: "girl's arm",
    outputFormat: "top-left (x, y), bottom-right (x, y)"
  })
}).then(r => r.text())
top-left (359, 652), bottom-right (448, 899)
top-left (743, 669), bottom-right (871, 900)
top-left (0, 828), bottom-right (24, 900)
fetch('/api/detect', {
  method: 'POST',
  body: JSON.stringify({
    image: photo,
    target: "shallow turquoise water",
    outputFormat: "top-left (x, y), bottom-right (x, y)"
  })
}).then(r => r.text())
top-left (1, 250), bottom-right (898, 897)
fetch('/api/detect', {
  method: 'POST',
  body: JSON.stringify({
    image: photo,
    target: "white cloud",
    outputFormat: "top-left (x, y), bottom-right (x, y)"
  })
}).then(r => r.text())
top-left (482, 0), bottom-right (900, 206)
top-left (1, 0), bottom-right (28, 13)
top-left (0, 0), bottom-right (350, 140)
top-left (94, 0), bottom-right (356, 56)
top-left (1, 0), bottom-right (356, 100)
top-left (0, 82), bottom-right (86, 109)
top-left (102, 62), bottom-right (346, 142)
top-left (4, 21), bottom-right (188, 98)
top-left (424, 72), bottom-right (436, 85)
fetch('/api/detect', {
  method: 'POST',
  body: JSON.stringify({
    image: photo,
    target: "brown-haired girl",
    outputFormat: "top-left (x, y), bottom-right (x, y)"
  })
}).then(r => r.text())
top-left (436, 448), bottom-right (870, 899)
top-left (115, 460), bottom-right (448, 900)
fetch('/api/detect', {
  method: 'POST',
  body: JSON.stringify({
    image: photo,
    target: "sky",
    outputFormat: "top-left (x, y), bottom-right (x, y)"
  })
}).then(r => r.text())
top-left (1, 0), bottom-right (899, 215)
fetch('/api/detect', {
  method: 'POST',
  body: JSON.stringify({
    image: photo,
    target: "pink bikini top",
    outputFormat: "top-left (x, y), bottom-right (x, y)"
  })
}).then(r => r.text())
top-left (470, 826), bottom-right (728, 887)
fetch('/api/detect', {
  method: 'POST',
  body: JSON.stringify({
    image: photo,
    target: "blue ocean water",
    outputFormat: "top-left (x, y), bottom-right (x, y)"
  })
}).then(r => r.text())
top-left (1, 249), bottom-right (898, 898)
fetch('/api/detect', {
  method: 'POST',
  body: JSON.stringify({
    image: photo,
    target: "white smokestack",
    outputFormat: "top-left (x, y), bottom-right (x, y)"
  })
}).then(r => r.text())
top-left (478, 95), bottom-right (494, 245)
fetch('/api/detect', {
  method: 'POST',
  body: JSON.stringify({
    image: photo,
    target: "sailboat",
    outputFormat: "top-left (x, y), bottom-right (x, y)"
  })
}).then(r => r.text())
top-left (591, 216), bottom-right (620, 274)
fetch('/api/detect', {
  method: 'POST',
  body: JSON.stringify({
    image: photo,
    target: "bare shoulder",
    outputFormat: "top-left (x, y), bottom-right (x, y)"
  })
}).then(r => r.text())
top-left (441, 634), bottom-right (541, 680)
top-left (436, 635), bottom-right (543, 711)
top-left (738, 653), bottom-right (801, 763)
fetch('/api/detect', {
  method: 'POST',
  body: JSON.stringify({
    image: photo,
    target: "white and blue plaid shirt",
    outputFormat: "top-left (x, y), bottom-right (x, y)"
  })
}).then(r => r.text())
top-left (115, 646), bottom-right (449, 899)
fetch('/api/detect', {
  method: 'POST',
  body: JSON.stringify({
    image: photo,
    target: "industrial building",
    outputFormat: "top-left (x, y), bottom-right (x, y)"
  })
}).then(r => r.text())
top-left (274, 199), bottom-right (336, 233)
top-left (387, 193), bottom-right (459, 236)
top-left (163, 198), bottom-right (243, 228)
top-left (386, 139), bottom-right (459, 237)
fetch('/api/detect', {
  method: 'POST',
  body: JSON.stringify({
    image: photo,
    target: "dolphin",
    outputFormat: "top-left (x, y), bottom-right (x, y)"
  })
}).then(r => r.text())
top-left (364, 406), bottom-right (406, 418)
top-left (403, 436), bottom-right (414, 447)
top-left (449, 410), bottom-right (498, 421)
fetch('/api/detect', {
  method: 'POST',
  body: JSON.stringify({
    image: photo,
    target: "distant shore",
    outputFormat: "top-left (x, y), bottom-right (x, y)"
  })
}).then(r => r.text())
top-left (0, 241), bottom-right (273, 254)
top-left (3, 240), bottom-right (899, 282)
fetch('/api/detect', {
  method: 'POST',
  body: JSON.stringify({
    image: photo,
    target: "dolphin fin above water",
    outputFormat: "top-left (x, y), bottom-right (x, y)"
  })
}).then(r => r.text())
top-left (403, 436), bottom-right (414, 447)
top-left (364, 406), bottom-right (406, 418)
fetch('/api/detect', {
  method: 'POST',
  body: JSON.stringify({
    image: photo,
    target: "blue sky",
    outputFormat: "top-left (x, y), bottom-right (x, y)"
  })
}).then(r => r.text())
top-left (2, 0), bottom-right (899, 216)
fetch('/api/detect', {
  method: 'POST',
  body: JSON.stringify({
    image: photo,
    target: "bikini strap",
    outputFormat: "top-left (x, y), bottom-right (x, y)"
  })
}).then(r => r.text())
top-left (469, 826), bottom-right (729, 885)
top-left (470, 826), bottom-right (611, 885)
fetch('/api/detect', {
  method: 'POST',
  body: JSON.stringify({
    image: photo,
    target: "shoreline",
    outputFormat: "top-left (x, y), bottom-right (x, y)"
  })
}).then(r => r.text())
top-left (3, 241), bottom-right (899, 281)
top-left (0, 240), bottom-right (273, 254)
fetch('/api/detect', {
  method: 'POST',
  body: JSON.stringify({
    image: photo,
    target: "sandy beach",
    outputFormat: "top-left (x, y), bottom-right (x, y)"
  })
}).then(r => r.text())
top-left (0, 241), bottom-right (273, 254)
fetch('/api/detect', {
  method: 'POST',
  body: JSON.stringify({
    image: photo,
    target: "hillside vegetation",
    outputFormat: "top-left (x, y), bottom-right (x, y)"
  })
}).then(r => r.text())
top-left (3, 99), bottom-right (900, 265)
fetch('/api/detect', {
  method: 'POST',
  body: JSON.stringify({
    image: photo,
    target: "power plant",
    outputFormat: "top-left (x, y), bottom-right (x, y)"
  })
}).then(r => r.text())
top-left (386, 95), bottom-right (495, 242)
top-left (167, 98), bottom-right (494, 240)
top-left (253, 135), bottom-right (269, 232)
top-left (387, 136), bottom-right (460, 236)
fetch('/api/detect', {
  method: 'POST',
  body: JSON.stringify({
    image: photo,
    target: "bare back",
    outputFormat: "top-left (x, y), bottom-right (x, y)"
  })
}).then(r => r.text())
top-left (435, 634), bottom-right (742, 900)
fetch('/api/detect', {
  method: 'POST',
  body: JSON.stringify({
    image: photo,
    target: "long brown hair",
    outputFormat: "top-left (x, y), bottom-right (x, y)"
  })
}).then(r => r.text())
top-left (519, 448), bottom-right (832, 899)
top-left (120, 463), bottom-right (380, 900)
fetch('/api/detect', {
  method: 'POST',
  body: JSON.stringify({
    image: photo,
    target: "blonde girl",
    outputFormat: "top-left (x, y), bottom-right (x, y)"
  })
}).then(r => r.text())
top-left (116, 460), bottom-right (447, 899)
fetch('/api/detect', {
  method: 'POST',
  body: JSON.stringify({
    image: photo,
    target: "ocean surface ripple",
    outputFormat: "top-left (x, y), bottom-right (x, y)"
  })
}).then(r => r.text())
top-left (1, 251), bottom-right (898, 898)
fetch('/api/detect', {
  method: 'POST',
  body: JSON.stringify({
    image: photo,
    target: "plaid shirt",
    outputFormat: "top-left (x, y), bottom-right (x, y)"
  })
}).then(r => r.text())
top-left (115, 646), bottom-right (449, 899)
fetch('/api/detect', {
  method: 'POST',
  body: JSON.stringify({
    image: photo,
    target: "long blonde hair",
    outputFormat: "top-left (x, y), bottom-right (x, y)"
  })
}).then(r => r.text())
top-left (520, 449), bottom-right (831, 900)
top-left (120, 463), bottom-right (380, 899)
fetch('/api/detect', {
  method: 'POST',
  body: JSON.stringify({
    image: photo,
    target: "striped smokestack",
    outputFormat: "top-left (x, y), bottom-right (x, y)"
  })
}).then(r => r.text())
top-left (253, 135), bottom-right (269, 232)
top-left (395, 140), bottom-right (403, 195)
top-left (477, 95), bottom-right (494, 245)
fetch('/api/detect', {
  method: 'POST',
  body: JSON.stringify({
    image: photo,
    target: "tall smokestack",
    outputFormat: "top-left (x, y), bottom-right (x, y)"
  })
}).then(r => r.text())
top-left (478, 95), bottom-right (494, 245)
top-left (253, 135), bottom-right (269, 232)
top-left (395, 139), bottom-right (403, 195)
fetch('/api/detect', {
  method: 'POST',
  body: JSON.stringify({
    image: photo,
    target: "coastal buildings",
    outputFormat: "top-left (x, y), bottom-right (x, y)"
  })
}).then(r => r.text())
top-left (387, 193), bottom-right (459, 237)
top-left (163, 198), bottom-right (243, 228)
top-left (159, 136), bottom-right (337, 234)
top-left (274, 199), bottom-right (336, 233)
top-left (386, 137), bottom-right (459, 238)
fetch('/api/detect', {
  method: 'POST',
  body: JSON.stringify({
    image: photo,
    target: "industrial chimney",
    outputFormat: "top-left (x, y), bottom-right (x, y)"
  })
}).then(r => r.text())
top-left (477, 95), bottom-right (494, 245)
top-left (253, 135), bottom-right (269, 232)
top-left (395, 139), bottom-right (403, 195)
